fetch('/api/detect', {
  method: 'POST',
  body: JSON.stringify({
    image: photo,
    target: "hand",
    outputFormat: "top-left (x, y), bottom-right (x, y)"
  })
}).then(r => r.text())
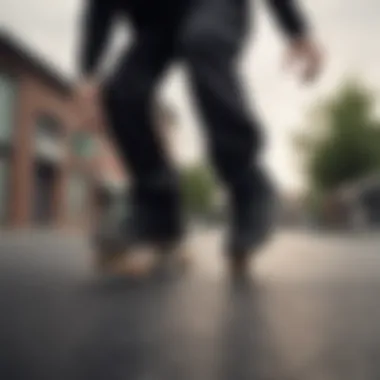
top-left (72, 77), bottom-right (101, 128)
top-left (285, 36), bottom-right (324, 84)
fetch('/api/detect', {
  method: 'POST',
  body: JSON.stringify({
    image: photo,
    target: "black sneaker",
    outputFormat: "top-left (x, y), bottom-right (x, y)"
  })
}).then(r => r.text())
top-left (227, 170), bottom-right (277, 259)
top-left (92, 202), bottom-right (183, 268)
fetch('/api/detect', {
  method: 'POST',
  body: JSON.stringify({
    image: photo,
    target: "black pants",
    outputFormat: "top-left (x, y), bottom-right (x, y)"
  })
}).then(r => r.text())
top-left (103, 0), bottom-right (263, 236)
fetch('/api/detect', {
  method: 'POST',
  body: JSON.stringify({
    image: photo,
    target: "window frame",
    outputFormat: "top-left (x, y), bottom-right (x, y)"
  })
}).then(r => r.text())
top-left (0, 70), bottom-right (18, 146)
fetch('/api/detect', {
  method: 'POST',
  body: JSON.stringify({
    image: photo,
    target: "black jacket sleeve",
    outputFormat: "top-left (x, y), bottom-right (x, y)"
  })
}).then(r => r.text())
top-left (266, 0), bottom-right (309, 38)
top-left (79, 0), bottom-right (115, 76)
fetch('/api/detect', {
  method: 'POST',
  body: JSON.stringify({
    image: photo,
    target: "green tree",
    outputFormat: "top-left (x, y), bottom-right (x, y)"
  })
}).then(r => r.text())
top-left (296, 80), bottom-right (380, 195)
top-left (180, 165), bottom-right (216, 217)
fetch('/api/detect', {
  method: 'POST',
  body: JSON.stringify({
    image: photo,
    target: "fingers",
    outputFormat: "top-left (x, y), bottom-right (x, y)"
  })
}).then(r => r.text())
top-left (284, 37), bottom-right (324, 85)
top-left (302, 45), bottom-right (324, 84)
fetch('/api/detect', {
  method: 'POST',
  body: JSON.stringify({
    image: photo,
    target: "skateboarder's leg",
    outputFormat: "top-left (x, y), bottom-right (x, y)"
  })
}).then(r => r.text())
top-left (181, 0), bottom-right (275, 267)
top-left (99, 29), bottom-right (183, 258)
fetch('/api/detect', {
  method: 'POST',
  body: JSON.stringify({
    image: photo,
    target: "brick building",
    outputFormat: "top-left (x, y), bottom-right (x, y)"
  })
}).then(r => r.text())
top-left (0, 31), bottom-right (127, 230)
top-left (0, 31), bottom-right (178, 231)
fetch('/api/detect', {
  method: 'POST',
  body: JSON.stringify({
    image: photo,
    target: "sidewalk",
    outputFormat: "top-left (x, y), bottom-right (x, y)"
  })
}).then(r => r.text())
top-left (0, 227), bottom-right (88, 235)
top-left (0, 228), bottom-right (89, 246)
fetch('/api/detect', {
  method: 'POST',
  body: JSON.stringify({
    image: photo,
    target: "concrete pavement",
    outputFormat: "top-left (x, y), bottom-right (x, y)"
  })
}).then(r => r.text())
top-left (1, 228), bottom-right (380, 380)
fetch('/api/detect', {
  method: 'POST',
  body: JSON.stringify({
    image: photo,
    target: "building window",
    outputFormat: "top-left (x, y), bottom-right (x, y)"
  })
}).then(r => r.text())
top-left (36, 114), bottom-right (62, 140)
top-left (35, 114), bottom-right (65, 163)
top-left (0, 157), bottom-right (10, 224)
top-left (0, 71), bottom-right (16, 225)
top-left (0, 72), bottom-right (17, 145)
top-left (32, 161), bottom-right (57, 226)
top-left (71, 131), bottom-right (96, 159)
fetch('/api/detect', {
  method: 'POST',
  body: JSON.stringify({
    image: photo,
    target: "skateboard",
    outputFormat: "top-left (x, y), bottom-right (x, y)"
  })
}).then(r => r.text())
top-left (91, 215), bottom-right (190, 277)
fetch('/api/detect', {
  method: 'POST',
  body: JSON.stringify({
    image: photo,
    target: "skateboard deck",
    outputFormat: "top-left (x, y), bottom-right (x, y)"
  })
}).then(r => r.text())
top-left (92, 234), bottom-right (191, 278)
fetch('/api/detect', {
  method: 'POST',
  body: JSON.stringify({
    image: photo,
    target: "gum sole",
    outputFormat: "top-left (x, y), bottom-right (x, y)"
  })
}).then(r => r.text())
top-left (94, 246), bottom-right (158, 278)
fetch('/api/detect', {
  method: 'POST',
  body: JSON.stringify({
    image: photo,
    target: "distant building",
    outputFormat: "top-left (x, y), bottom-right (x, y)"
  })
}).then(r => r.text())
top-left (329, 173), bottom-right (380, 230)
top-left (0, 31), bottom-right (126, 230)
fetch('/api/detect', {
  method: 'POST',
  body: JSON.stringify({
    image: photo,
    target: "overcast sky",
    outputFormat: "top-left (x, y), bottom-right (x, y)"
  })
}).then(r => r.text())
top-left (1, 0), bottom-right (380, 193)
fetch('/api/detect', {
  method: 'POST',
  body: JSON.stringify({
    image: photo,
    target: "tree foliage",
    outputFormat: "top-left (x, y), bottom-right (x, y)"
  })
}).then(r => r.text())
top-left (296, 80), bottom-right (380, 194)
top-left (180, 165), bottom-right (216, 216)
